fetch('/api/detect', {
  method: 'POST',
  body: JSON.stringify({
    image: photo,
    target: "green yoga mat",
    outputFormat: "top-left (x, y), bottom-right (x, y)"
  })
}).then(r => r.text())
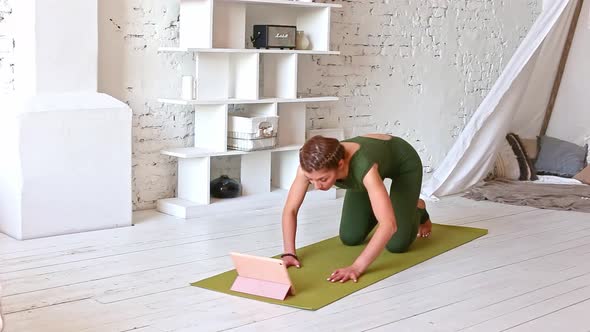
top-left (191, 224), bottom-right (487, 310)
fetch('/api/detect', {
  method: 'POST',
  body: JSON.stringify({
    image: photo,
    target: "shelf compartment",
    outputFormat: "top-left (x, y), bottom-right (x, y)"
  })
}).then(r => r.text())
top-left (231, 103), bottom-right (277, 116)
top-left (179, 0), bottom-right (214, 49)
top-left (195, 52), bottom-right (259, 100)
top-left (271, 149), bottom-right (299, 190)
top-left (245, 4), bottom-right (331, 51)
top-left (277, 103), bottom-right (306, 146)
top-left (241, 150), bottom-right (272, 195)
top-left (177, 157), bottom-right (211, 204)
top-left (227, 103), bottom-right (278, 151)
top-left (194, 105), bottom-right (228, 152)
top-left (213, 1), bottom-right (247, 48)
top-left (261, 53), bottom-right (298, 99)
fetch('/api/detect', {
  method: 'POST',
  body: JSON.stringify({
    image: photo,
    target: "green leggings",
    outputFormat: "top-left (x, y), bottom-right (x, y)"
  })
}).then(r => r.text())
top-left (339, 158), bottom-right (429, 253)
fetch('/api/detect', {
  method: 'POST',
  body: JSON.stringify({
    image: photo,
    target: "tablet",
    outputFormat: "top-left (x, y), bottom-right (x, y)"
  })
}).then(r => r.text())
top-left (230, 252), bottom-right (295, 300)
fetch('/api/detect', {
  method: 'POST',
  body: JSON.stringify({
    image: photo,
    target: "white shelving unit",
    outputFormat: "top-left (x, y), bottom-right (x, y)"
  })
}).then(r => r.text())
top-left (157, 0), bottom-right (341, 218)
top-left (158, 96), bottom-right (338, 105)
top-left (158, 47), bottom-right (339, 55)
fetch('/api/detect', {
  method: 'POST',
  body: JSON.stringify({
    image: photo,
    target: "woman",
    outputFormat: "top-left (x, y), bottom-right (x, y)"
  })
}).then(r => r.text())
top-left (280, 134), bottom-right (432, 283)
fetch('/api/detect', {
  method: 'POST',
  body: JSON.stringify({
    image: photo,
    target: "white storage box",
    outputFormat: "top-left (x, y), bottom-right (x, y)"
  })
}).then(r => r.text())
top-left (228, 114), bottom-right (278, 139)
top-left (228, 113), bottom-right (279, 151)
top-left (228, 136), bottom-right (277, 151)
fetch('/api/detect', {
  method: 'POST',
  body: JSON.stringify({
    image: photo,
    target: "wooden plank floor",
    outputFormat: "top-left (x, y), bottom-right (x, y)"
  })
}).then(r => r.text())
top-left (1, 196), bottom-right (590, 331)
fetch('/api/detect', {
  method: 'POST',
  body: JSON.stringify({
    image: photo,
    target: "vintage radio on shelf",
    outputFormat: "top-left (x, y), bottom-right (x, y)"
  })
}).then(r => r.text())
top-left (251, 25), bottom-right (296, 49)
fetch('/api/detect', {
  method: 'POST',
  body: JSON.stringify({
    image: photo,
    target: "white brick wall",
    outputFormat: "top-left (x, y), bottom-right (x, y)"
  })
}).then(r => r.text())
top-left (0, 0), bottom-right (14, 93)
top-left (98, 0), bottom-right (240, 210)
top-left (3, 0), bottom-right (541, 210)
top-left (300, 0), bottom-right (541, 174)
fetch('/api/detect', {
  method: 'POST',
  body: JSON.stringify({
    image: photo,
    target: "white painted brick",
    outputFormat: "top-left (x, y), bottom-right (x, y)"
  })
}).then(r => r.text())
top-left (399, 45), bottom-right (412, 58)
top-left (323, 76), bottom-right (347, 87)
top-left (432, 7), bottom-right (447, 18)
top-left (211, 157), bottom-right (240, 181)
top-left (0, 2), bottom-right (10, 12)
top-left (0, 36), bottom-right (12, 53)
top-left (301, 0), bottom-right (540, 182)
top-left (135, 140), bottom-right (178, 154)
top-left (3, 0), bottom-right (542, 210)
top-left (317, 55), bottom-right (347, 66)
top-left (0, 0), bottom-right (14, 93)
top-left (467, 1), bottom-right (484, 11)
top-left (351, 55), bottom-right (383, 67)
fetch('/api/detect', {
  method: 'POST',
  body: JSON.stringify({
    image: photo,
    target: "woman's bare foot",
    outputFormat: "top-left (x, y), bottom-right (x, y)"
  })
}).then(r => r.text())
top-left (418, 219), bottom-right (432, 238)
top-left (417, 199), bottom-right (432, 238)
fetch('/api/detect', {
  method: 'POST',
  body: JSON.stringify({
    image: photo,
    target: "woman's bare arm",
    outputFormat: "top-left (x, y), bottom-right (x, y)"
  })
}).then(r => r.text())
top-left (282, 167), bottom-right (309, 257)
top-left (352, 164), bottom-right (397, 273)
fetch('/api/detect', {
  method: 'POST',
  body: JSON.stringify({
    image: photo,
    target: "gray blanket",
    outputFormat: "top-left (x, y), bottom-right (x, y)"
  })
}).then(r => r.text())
top-left (463, 179), bottom-right (590, 213)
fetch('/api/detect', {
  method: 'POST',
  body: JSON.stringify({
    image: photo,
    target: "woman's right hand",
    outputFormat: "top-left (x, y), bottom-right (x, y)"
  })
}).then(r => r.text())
top-left (281, 255), bottom-right (301, 268)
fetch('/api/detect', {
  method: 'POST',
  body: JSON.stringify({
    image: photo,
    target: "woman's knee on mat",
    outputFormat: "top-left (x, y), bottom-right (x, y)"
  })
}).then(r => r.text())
top-left (339, 232), bottom-right (366, 246)
top-left (385, 237), bottom-right (413, 253)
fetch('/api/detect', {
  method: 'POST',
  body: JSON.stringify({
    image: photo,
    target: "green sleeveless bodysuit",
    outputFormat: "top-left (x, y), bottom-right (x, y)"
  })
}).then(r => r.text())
top-left (334, 136), bottom-right (429, 253)
top-left (335, 136), bottom-right (418, 191)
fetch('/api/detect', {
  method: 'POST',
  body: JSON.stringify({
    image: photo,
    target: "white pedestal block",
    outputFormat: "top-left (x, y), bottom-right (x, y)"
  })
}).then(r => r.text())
top-left (0, 92), bottom-right (132, 240)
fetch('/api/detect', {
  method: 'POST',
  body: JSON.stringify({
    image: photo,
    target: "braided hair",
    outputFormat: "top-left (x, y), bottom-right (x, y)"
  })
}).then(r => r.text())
top-left (299, 135), bottom-right (345, 172)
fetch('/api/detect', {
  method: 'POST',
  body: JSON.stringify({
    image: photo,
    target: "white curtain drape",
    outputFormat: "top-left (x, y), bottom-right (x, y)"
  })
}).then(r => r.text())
top-left (421, 0), bottom-right (577, 199)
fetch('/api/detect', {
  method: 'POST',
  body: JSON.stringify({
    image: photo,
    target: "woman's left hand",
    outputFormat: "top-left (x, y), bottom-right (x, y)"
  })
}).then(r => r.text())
top-left (327, 265), bottom-right (362, 283)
